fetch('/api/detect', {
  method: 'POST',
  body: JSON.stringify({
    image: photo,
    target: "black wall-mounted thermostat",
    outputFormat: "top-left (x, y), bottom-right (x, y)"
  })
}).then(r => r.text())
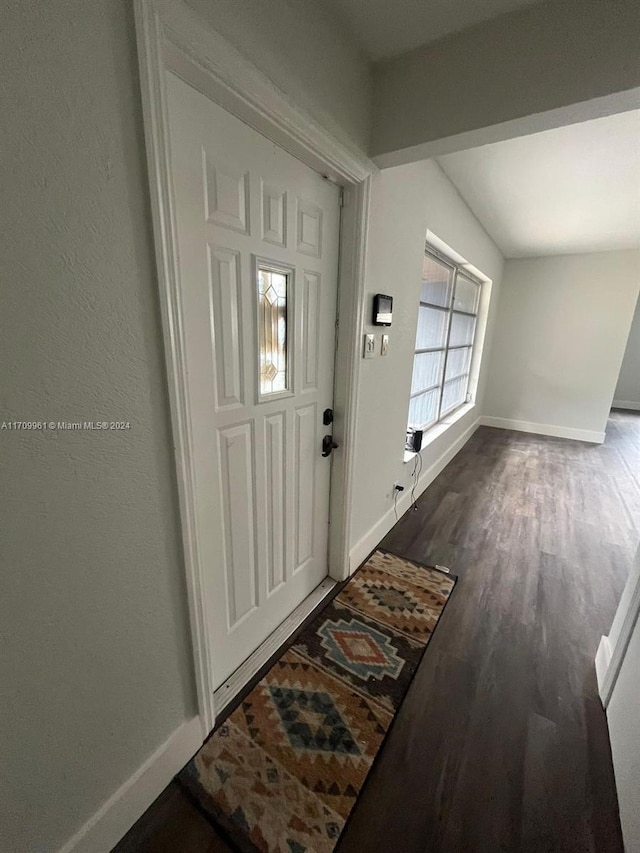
top-left (373, 293), bottom-right (393, 326)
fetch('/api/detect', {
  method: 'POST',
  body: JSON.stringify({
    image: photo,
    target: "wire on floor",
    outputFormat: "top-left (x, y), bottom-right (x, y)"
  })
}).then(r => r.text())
top-left (411, 452), bottom-right (422, 512)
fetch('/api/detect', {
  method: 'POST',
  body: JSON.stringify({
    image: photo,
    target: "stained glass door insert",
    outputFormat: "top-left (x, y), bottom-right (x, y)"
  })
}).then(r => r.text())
top-left (258, 266), bottom-right (289, 396)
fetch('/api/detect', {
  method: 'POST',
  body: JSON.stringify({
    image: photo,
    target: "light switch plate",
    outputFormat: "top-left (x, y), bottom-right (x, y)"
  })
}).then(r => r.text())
top-left (363, 333), bottom-right (375, 359)
top-left (381, 334), bottom-right (389, 356)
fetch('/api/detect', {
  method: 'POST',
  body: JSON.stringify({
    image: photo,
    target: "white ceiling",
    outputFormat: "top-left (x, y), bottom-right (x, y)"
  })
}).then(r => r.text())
top-left (436, 110), bottom-right (640, 259)
top-left (327, 0), bottom-right (543, 61)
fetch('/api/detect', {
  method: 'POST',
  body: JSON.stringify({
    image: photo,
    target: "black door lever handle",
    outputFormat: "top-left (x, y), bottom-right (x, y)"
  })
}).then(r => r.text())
top-left (322, 434), bottom-right (339, 457)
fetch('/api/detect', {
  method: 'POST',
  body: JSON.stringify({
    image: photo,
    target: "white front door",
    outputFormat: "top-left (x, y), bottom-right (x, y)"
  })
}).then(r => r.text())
top-left (166, 73), bottom-right (340, 689)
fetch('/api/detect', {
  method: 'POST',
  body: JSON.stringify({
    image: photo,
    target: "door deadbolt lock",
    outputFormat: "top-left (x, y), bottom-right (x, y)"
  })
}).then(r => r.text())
top-left (322, 434), bottom-right (339, 457)
top-left (323, 408), bottom-right (334, 426)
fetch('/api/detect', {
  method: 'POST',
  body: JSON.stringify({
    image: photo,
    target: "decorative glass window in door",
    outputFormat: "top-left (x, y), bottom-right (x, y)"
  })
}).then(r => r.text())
top-left (258, 265), bottom-right (289, 396)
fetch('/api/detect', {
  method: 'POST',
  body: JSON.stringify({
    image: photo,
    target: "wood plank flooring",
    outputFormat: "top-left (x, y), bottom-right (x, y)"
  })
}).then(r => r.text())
top-left (114, 412), bottom-right (640, 853)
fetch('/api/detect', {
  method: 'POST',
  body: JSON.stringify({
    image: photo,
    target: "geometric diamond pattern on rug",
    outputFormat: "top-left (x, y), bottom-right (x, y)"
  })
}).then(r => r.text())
top-left (318, 617), bottom-right (404, 682)
top-left (295, 600), bottom-right (424, 712)
top-left (369, 586), bottom-right (417, 612)
top-left (338, 551), bottom-right (454, 643)
top-left (233, 649), bottom-right (391, 820)
top-left (268, 686), bottom-right (361, 754)
top-left (183, 719), bottom-right (344, 853)
top-left (177, 550), bottom-right (455, 853)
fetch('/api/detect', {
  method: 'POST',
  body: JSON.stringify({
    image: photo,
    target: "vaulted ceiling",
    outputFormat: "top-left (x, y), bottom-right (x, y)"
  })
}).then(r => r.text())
top-left (436, 110), bottom-right (640, 258)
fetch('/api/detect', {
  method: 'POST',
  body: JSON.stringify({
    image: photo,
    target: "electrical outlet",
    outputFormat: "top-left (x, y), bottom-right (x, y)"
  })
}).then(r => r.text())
top-left (381, 334), bottom-right (389, 356)
top-left (392, 482), bottom-right (405, 499)
top-left (363, 333), bottom-right (375, 359)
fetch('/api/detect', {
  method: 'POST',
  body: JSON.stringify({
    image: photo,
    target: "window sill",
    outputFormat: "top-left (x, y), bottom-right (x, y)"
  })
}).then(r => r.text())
top-left (404, 402), bottom-right (476, 463)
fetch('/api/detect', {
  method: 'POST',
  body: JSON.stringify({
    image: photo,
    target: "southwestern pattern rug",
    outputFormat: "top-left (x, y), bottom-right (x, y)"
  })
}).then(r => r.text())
top-left (178, 549), bottom-right (456, 852)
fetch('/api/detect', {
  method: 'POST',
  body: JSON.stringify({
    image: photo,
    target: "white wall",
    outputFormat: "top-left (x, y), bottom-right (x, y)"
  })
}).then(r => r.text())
top-left (12, 0), bottom-right (635, 849)
top-left (0, 3), bottom-right (200, 852)
top-left (483, 251), bottom-right (640, 443)
top-left (607, 612), bottom-right (640, 853)
top-left (184, 0), bottom-right (372, 155)
top-left (613, 294), bottom-right (640, 410)
top-left (371, 0), bottom-right (640, 166)
top-left (349, 161), bottom-right (503, 566)
top-left (0, 0), bottom-right (370, 850)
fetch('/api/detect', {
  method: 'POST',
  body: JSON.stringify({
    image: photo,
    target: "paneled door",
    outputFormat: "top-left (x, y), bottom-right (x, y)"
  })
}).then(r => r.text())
top-left (165, 72), bottom-right (340, 689)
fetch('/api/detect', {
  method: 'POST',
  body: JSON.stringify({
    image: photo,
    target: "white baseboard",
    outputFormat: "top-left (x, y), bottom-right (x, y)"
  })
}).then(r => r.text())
top-left (480, 416), bottom-right (605, 444)
top-left (57, 716), bottom-right (203, 853)
top-left (595, 634), bottom-right (612, 701)
top-left (612, 399), bottom-right (640, 411)
top-left (349, 417), bottom-right (480, 572)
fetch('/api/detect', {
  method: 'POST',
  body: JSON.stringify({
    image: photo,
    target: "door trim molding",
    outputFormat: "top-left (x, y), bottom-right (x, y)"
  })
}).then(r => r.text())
top-left (596, 551), bottom-right (640, 708)
top-left (136, 0), bottom-right (373, 185)
top-left (134, 0), bottom-right (374, 731)
top-left (329, 178), bottom-right (372, 578)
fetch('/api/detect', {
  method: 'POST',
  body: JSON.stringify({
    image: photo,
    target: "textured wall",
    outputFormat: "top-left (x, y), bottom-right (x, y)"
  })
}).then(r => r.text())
top-left (614, 294), bottom-right (640, 408)
top-left (350, 161), bottom-right (503, 549)
top-left (185, 0), bottom-right (372, 154)
top-left (484, 251), bottom-right (640, 437)
top-left (0, 2), bottom-right (196, 851)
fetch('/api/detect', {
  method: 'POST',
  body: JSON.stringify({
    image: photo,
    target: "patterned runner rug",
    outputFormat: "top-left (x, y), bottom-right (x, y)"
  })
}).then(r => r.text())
top-left (178, 549), bottom-right (455, 852)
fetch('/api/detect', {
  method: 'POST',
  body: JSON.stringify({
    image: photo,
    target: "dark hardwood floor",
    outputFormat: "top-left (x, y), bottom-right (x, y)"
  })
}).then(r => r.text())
top-left (114, 411), bottom-right (640, 853)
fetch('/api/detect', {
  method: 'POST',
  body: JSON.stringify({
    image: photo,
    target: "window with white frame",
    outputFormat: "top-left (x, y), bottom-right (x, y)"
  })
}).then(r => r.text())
top-left (407, 247), bottom-right (482, 432)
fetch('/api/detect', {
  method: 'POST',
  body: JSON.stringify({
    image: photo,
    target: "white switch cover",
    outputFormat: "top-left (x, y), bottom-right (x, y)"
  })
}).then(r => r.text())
top-left (381, 334), bottom-right (389, 356)
top-left (363, 333), bottom-right (375, 359)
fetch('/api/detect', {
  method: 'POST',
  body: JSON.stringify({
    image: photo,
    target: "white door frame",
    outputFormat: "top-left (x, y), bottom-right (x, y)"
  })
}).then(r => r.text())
top-left (134, 0), bottom-right (375, 735)
top-left (596, 545), bottom-right (640, 708)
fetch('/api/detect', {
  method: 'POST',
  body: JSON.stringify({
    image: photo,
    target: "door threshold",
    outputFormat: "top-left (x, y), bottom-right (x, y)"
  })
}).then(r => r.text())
top-left (213, 577), bottom-right (337, 717)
